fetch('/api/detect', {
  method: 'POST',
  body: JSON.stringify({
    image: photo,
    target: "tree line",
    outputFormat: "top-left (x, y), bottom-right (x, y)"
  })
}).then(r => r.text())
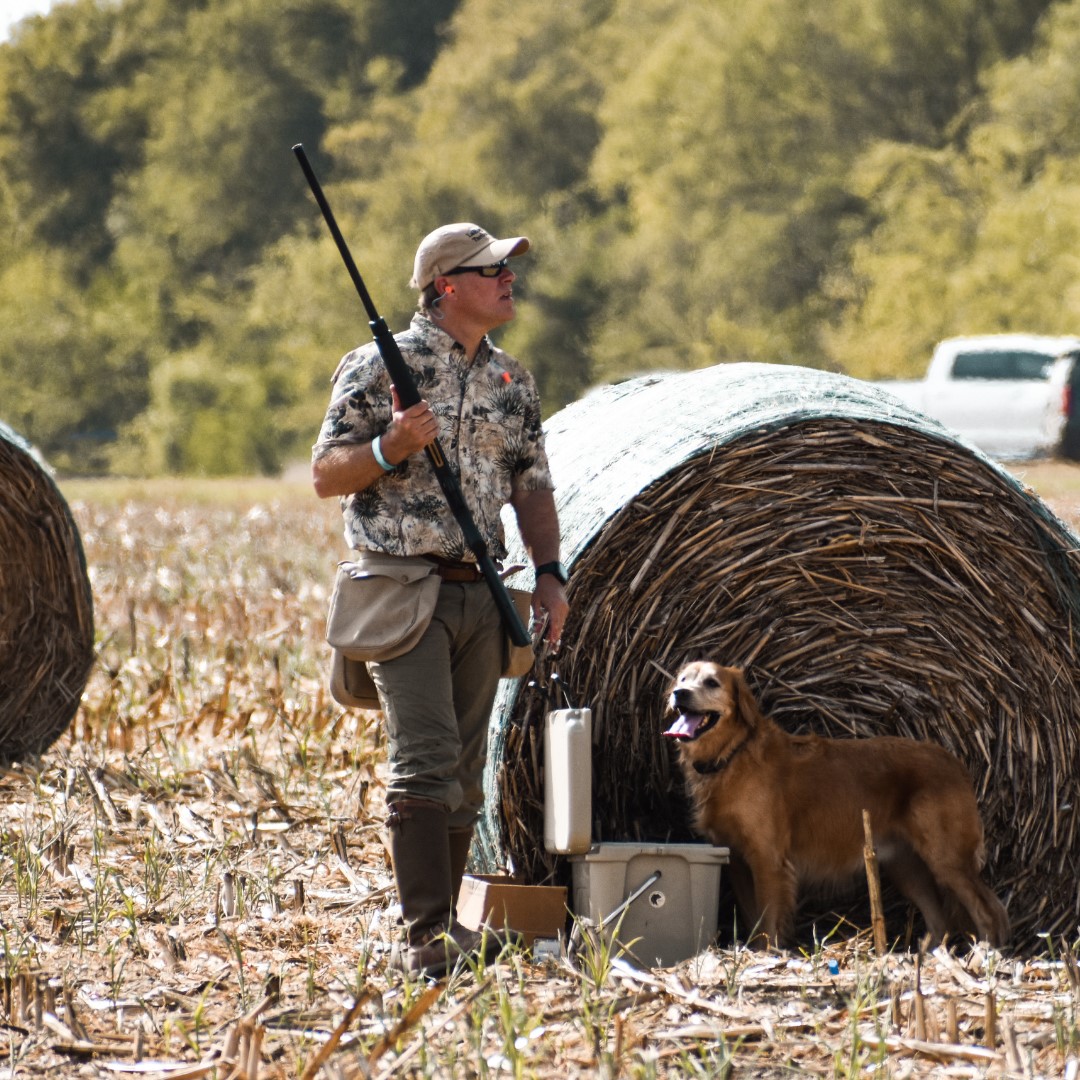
top-left (1, 0), bottom-right (1075, 475)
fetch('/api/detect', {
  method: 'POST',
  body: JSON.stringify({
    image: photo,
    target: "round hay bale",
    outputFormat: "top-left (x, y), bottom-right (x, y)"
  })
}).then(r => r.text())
top-left (478, 363), bottom-right (1080, 945)
top-left (0, 421), bottom-right (94, 758)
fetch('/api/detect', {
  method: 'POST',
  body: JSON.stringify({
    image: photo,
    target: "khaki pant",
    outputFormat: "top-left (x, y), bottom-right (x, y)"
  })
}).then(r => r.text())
top-left (368, 580), bottom-right (503, 830)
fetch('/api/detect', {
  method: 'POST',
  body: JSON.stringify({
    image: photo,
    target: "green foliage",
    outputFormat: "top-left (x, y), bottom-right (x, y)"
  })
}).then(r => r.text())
top-left (114, 349), bottom-right (280, 476)
top-left (0, 0), bottom-right (1075, 473)
top-left (826, 0), bottom-right (1080, 378)
top-left (821, 144), bottom-right (980, 378)
top-left (0, 0), bottom-right (142, 271)
top-left (0, 250), bottom-right (154, 472)
top-left (113, 1), bottom-right (329, 285)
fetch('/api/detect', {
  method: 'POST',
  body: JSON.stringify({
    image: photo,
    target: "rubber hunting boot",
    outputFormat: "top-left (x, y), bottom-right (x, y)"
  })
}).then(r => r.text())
top-left (387, 799), bottom-right (509, 977)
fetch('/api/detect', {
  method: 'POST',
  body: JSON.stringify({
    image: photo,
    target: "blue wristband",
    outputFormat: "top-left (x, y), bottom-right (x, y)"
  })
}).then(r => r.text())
top-left (371, 435), bottom-right (394, 472)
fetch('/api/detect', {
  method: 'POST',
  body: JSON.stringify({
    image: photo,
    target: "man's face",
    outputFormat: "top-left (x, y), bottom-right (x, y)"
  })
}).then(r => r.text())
top-left (439, 261), bottom-right (518, 332)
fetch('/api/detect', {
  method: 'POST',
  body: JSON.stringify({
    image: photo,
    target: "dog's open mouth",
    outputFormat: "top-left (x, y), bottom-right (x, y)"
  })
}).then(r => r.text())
top-left (663, 711), bottom-right (719, 741)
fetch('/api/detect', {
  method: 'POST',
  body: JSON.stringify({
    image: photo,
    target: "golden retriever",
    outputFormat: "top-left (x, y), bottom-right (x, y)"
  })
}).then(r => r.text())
top-left (664, 661), bottom-right (1009, 949)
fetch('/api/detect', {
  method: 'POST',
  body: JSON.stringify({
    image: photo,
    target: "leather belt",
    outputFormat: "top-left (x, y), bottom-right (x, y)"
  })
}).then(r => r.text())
top-left (422, 554), bottom-right (485, 583)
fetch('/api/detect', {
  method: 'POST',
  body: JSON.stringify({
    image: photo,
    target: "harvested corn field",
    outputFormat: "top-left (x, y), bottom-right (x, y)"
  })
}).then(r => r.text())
top-left (0, 467), bottom-right (1076, 1076)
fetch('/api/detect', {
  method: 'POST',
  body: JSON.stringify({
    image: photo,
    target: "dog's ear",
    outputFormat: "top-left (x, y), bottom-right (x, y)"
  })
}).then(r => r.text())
top-left (731, 668), bottom-right (766, 731)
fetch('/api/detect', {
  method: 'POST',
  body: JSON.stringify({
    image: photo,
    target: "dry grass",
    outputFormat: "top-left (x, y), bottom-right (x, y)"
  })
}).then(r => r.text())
top-left (0, 472), bottom-right (1076, 1077)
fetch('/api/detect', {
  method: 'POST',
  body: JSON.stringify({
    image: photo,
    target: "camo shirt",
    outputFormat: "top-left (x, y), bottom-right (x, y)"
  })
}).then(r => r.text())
top-left (313, 313), bottom-right (553, 561)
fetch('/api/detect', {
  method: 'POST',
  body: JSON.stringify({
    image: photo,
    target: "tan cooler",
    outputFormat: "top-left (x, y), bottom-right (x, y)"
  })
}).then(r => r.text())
top-left (570, 842), bottom-right (729, 967)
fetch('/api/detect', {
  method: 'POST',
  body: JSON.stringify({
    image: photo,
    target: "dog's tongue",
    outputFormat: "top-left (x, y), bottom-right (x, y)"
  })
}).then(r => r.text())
top-left (663, 712), bottom-right (706, 740)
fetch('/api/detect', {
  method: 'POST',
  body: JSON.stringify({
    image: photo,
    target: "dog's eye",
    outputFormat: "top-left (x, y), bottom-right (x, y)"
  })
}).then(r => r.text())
top-left (704, 677), bottom-right (720, 688)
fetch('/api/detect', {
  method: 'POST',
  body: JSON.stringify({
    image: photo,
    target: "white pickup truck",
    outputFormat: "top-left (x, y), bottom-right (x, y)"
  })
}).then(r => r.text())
top-left (878, 333), bottom-right (1080, 460)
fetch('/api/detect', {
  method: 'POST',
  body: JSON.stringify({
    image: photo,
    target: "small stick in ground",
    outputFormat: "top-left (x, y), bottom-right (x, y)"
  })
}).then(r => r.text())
top-left (862, 808), bottom-right (887, 954)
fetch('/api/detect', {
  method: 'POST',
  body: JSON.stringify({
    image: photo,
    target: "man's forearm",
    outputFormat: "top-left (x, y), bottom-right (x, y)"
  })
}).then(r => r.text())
top-left (311, 442), bottom-right (389, 498)
top-left (511, 487), bottom-right (562, 564)
top-left (313, 391), bottom-right (440, 499)
top-left (512, 486), bottom-right (568, 644)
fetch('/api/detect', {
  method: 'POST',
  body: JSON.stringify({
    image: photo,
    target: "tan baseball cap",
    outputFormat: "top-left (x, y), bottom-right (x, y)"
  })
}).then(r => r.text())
top-left (410, 222), bottom-right (530, 290)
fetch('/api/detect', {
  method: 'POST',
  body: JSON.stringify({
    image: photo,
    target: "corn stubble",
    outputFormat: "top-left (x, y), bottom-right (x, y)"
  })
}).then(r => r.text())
top-left (0, 488), bottom-right (1075, 1077)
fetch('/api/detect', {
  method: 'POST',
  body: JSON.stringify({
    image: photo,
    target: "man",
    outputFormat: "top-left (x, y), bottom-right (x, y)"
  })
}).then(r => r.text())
top-left (312, 222), bottom-right (569, 977)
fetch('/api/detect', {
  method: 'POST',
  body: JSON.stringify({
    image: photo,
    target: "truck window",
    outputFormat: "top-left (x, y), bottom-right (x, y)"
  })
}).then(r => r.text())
top-left (952, 350), bottom-right (1055, 380)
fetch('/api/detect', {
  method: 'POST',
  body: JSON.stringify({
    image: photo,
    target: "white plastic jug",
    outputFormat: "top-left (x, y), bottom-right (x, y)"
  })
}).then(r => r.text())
top-left (544, 707), bottom-right (592, 854)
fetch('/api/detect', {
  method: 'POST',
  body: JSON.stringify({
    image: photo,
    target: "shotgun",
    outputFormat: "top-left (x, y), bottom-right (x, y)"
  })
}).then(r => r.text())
top-left (293, 143), bottom-right (531, 649)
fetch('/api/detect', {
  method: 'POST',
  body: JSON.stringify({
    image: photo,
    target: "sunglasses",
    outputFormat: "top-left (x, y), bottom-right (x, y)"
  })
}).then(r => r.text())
top-left (444, 259), bottom-right (510, 278)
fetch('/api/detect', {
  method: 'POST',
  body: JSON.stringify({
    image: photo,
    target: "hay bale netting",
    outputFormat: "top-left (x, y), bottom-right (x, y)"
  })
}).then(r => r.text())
top-left (0, 422), bottom-right (94, 758)
top-left (476, 362), bottom-right (1080, 944)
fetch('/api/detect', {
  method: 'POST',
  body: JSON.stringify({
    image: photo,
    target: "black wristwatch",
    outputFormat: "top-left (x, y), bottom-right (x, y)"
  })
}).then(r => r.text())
top-left (534, 560), bottom-right (569, 586)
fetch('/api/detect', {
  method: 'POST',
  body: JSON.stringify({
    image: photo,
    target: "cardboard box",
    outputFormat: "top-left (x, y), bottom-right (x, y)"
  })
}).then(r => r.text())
top-left (457, 875), bottom-right (568, 947)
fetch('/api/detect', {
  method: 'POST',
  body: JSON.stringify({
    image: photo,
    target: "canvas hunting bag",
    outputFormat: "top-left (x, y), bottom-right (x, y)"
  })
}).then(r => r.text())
top-left (326, 552), bottom-right (536, 709)
top-left (326, 552), bottom-right (441, 662)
